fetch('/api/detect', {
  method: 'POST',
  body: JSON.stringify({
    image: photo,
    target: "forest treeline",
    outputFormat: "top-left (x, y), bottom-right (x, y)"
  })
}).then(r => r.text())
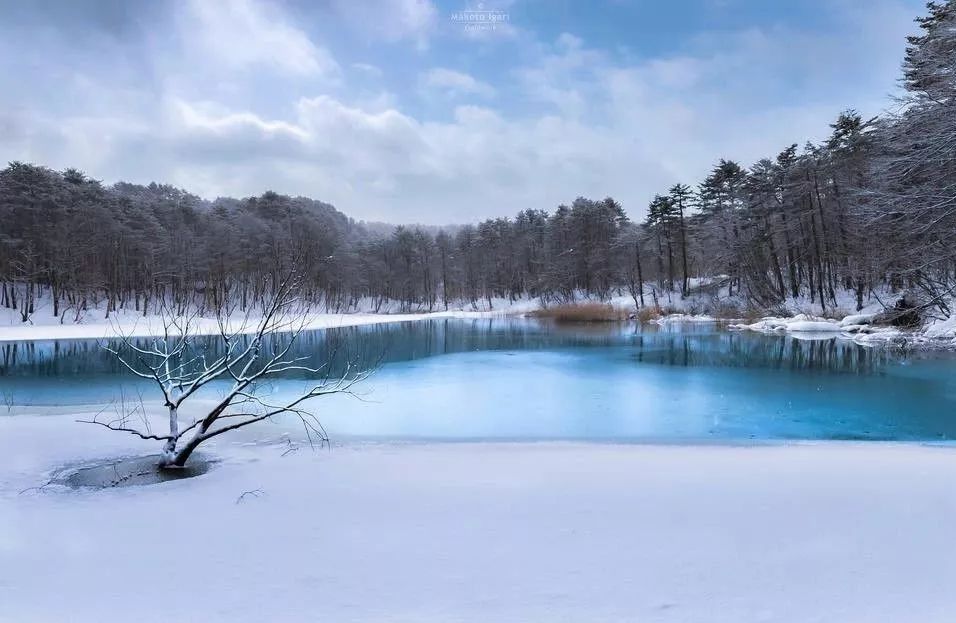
top-left (1, 1), bottom-right (954, 321)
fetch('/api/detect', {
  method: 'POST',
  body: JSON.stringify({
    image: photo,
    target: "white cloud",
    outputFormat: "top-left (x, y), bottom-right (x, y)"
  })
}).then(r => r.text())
top-left (184, 0), bottom-right (339, 77)
top-left (514, 33), bottom-right (606, 118)
top-left (174, 99), bottom-right (308, 140)
top-left (0, 0), bottom-right (922, 224)
top-left (556, 32), bottom-right (583, 50)
top-left (352, 62), bottom-right (384, 78)
top-left (329, 0), bottom-right (438, 50)
top-left (420, 68), bottom-right (496, 98)
top-left (149, 2), bottom-right (914, 223)
top-left (122, 94), bottom-right (658, 223)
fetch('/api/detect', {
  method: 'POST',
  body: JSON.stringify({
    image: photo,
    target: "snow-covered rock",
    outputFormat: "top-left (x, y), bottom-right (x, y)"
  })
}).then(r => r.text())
top-left (839, 313), bottom-right (876, 327)
top-left (729, 314), bottom-right (843, 333)
top-left (652, 313), bottom-right (718, 324)
top-left (786, 320), bottom-right (843, 332)
top-left (924, 314), bottom-right (956, 339)
top-left (729, 317), bottom-right (790, 332)
top-left (849, 328), bottom-right (904, 345)
top-left (732, 314), bottom-right (868, 340)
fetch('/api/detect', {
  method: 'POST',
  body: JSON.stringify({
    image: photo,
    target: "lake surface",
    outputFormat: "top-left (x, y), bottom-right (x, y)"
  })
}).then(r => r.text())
top-left (2, 318), bottom-right (956, 442)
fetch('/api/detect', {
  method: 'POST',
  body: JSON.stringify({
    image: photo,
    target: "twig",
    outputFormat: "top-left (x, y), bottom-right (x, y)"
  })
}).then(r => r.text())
top-left (236, 488), bottom-right (264, 504)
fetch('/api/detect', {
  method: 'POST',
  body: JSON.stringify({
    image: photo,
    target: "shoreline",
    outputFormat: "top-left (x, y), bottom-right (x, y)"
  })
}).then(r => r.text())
top-left (2, 305), bottom-right (954, 351)
top-left (0, 308), bottom-right (511, 343)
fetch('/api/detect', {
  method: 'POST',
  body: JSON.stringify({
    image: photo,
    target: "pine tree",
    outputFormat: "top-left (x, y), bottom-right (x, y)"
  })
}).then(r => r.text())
top-left (668, 183), bottom-right (693, 296)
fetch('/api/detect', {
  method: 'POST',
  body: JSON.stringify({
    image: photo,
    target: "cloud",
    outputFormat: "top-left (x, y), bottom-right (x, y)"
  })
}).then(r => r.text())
top-left (328, 0), bottom-right (438, 50)
top-left (514, 33), bottom-right (607, 118)
top-left (183, 0), bottom-right (339, 77)
top-left (107, 93), bottom-right (662, 223)
top-left (0, 0), bottom-right (923, 225)
top-left (352, 62), bottom-right (384, 78)
top-left (174, 100), bottom-right (308, 139)
top-left (420, 68), bottom-right (496, 98)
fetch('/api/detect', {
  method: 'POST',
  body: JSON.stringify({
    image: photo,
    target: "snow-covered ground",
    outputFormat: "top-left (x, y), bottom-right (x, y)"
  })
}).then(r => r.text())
top-left (0, 291), bottom-right (639, 342)
top-left (0, 307), bottom-right (508, 343)
top-left (0, 291), bottom-right (552, 342)
top-left (3, 413), bottom-right (956, 622)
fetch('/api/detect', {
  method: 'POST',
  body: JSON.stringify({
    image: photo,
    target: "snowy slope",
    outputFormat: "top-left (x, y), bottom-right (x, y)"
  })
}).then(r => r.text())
top-left (3, 414), bottom-right (956, 623)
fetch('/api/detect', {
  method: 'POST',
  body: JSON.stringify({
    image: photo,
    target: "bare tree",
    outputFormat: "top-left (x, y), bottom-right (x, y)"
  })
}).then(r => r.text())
top-left (1, 387), bottom-right (15, 414)
top-left (81, 273), bottom-right (369, 468)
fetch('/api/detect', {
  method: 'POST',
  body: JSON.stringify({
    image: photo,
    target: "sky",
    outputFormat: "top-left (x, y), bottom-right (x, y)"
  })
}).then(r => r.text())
top-left (0, 0), bottom-right (925, 224)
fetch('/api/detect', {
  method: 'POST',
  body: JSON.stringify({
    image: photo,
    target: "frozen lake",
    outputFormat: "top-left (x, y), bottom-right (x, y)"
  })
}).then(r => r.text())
top-left (2, 318), bottom-right (956, 442)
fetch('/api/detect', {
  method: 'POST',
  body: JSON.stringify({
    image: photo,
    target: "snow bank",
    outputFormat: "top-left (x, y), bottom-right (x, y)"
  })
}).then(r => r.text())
top-left (848, 329), bottom-right (905, 346)
top-left (730, 314), bottom-right (842, 333)
top-left (839, 313), bottom-right (877, 327)
top-left (0, 309), bottom-right (511, 343)
top-left (4, 414), bottom-right (956, 622)
top-left (925, 314), bottom-right (956, 339)
top-left (0, 290), bottom-right (557, 343)
top-left (784, 319), bottom-right (844, 332)
top-left (729, 317), bottom-right (789, 332)
top-left (652, 313), bottom-right (718, 324)
top-left (730, 312), bottom-right (915, 346)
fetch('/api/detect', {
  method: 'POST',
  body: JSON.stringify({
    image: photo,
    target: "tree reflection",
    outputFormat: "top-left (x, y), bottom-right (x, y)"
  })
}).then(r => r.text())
top-left (630, 331), bottom-right (893, 374)
top-left (0, 318), bottom-right (899, 379)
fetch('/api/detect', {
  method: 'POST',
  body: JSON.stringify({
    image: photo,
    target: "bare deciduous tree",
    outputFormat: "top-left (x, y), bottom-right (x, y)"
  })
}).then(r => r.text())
top-left (81, 274), bottom-right (369, 468)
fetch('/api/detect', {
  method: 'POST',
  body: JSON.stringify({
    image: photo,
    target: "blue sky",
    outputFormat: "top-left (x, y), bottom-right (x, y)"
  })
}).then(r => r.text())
top-left (0, 0), bottom-right (925, 223)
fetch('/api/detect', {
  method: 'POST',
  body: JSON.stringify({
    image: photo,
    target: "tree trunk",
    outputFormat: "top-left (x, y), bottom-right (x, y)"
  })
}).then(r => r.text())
top-left (159, 405), bottom-right (179, 467)
top-left (635, 239), bottom-right (645, 307)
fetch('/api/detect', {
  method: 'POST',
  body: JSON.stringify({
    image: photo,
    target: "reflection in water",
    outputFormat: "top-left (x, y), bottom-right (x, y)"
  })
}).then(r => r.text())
top-left (631, 330), bottom-right (891, 374)
top-left (0, 318), bottom-right (893, 378)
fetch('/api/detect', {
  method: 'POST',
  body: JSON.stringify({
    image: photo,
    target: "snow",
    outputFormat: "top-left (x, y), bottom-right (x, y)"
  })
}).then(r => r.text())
top-left (783, 319), bottom-right (844, 332)
top-left (652, 313), bottom-right (718, 324)
top-left (4, 414), bottom-right (956, 622)
top-left (839, 313), bottom-right (877, 327)
top-left (730, 314), bottom-right (843, 333)
top-left (925, 313), bottom-right (956, 339)
top-left (0, 291), bottom-right (656, 342)
top-left (729, 312), bottom-right (914, 346)
top-left (0, 291), bottom-right (576, 343)
top-left (0, 306), bottom-right (508, 343)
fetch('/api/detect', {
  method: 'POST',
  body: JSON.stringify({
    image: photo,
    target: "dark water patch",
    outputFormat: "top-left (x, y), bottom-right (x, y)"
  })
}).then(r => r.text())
top-left (62, 454), bottom-right (213, 489)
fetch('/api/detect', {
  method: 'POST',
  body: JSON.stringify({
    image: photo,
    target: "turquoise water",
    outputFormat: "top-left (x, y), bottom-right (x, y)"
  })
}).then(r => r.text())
top-left (2, 318), bottom-right (956, 441)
